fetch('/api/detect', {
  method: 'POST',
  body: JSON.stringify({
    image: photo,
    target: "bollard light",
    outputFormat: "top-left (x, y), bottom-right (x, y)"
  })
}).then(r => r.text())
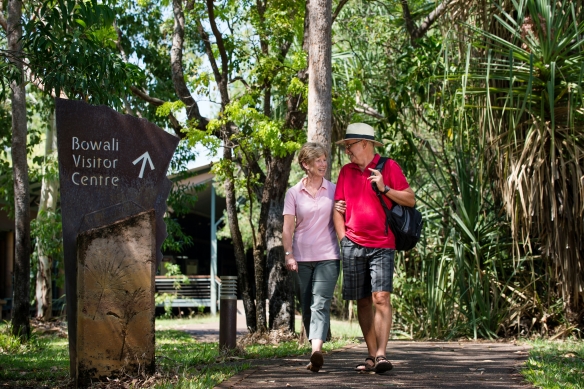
top-left (219, 276), bottom-right (237, 350)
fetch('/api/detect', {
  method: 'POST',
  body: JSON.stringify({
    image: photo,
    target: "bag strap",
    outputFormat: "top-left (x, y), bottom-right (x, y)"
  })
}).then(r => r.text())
top-left (371, 157), bottom-right (391, 235)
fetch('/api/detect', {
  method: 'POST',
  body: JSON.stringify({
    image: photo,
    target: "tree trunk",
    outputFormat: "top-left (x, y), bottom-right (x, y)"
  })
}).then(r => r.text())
top-left (223, 146), bottom-right (257, 332)
top-left (8, 0), bottom-right (31, 339)
top-left (307, 0), bottom-right (333, 180)
top-left (35, 110), bottom-right (59, 320)
top-left (252, 185), bottom-right (269, 332)
top-left (265, 65), bottom-right (309, 331)
top-left (267, 154), bottom-right (296, 331)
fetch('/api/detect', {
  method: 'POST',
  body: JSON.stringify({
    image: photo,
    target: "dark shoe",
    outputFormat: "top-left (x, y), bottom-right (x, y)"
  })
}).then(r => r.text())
top-left (355, 356), bottom-right (375, 373)
top-left (308, 351), bottom-right (324, 372)
top-left (374, 355), bottom-right (393, 373)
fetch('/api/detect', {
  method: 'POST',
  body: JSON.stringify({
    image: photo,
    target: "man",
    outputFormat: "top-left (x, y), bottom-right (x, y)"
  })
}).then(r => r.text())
top-left (333, 123), bottom-right (415, 373)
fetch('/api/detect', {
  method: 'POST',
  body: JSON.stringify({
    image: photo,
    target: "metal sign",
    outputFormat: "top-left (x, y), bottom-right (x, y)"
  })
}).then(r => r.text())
top-left (56, 98), bottom-right (179, 380)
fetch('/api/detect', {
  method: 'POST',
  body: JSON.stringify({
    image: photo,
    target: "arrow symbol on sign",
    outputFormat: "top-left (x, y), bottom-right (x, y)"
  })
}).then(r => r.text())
top-left (132, 151), bottom-right (155, 178)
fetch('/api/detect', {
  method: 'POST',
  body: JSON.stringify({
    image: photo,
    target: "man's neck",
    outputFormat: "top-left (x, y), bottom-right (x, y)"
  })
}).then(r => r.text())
top-left (357, 153), bottom-right (376, 171)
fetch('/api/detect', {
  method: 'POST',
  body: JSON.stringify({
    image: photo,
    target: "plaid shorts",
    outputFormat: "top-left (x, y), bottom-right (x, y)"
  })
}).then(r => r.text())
top-left (341, 236), bottom-right (395, 300)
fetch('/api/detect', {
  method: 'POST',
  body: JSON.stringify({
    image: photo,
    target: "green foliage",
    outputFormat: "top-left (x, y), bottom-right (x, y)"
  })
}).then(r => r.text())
top-left (156, 100), bottom-right (186, 118)
top-left (451, 0), bottom-right (584, 325)
top-left (328, 0), bottom-right (584, 339)
top-left (0, 96), bottom-right (45, 218)
top-left (0, 27), bottom-right (22, 98)
top-left (522, 339), bottom-right (584, 389)
top-left (0, 322), bottom-right (42, 354)
top-left (0, 323), bottom-right (68, 385)
top-left (162, 141), bottom-right (202, 253)
top-left (0, 56), bottom-right (22, 101)
top-left (331, 1), bottom-right (440, 174)
top-left (155, 262), bottom-right (190, 318)
top-left (23, 0), bottom-right (144, 107)
top-left (30, 209), bottom-right (64, 287)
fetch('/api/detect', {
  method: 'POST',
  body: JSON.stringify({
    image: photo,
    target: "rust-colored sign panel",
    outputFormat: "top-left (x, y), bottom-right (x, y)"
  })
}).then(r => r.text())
top-left (76, 211), bottom-right (155, 384)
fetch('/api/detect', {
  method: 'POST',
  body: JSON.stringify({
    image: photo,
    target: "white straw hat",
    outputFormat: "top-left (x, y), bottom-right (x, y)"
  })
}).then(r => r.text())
top-left (335, 123), bottom-right (383, 147)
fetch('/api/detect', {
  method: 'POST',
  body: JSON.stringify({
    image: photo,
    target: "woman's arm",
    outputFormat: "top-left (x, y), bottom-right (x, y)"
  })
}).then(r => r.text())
top-left (333, 206), bottom-right (346, 241)
top-left (282, 214), bottom-right (297, 272)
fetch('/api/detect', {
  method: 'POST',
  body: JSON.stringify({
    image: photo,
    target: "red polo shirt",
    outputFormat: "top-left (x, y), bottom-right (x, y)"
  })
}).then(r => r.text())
top-left (334, 154), bottom-right (410, 249)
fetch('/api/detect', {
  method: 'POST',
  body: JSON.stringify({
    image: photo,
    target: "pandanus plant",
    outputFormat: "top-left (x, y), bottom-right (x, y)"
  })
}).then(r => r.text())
top-left (462, 0), bottom-right (584, 315)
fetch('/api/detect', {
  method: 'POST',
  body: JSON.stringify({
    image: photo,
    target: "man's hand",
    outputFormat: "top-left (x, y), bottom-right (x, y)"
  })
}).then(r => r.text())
top-left (367, 168), bottom-right (385, 192)
top-left (335, 200), bottom-right (346, 214)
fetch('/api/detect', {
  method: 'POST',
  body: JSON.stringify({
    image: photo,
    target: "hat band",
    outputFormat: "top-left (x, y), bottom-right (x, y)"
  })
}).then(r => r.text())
top-left (345, 134), bottom-right (376, 141)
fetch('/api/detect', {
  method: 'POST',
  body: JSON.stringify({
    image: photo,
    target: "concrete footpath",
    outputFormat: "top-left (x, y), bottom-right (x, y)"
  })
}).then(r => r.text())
top-left (217, 340), bottom-right (532, 388)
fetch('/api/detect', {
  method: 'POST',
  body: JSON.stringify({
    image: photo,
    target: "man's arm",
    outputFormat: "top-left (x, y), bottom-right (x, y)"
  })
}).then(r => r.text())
top-left (333, 207), bottom-right (346, 241)
top-left (368, 167), bottom-right (416, 207)
top-left (386, 187), bottom-right (416, 207)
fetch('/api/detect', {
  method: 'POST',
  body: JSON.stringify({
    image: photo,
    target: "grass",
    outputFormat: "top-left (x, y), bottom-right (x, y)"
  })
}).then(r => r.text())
top-left (0, 323), bottom-right (70, 386)
top-left (155, 314), bottom-right (221, 330)
top-left (0, 318), bottom-right (356, 388)
top-left (330, 317), bottom-right (367, 338)
top-left (6, 318), bottom-right (584, 388)
top-left (521, 339), bottom-right (584, 389)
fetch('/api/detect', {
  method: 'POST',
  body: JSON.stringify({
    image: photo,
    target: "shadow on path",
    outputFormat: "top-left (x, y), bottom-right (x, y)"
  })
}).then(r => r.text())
top-left (217, 340), bottom-right (533, 388)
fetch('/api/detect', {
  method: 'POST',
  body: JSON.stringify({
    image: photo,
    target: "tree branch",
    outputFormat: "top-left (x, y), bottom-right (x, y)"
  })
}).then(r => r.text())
top-left (171, 0), bottom-right (208, 130)
top-left (414, 0), bottom-right (453, 39)
top-left (355, 103), bottom-right (385, 120)
top-left (26, 68), bottom-right (68, 99)
top-left (401, 0), bottom-right (454, 41)
top-left (400, 0), bottom-right (418, 38)
top-left (112, 21), bottom-right (136, 115)
top-left (129, 86), bottom-right (165, 106)
top-left (230, 76), bottom-right (251, 91)
top-left (332, 0), bottom-right (349, 25)
top-left (114, 21), bottom-right (128, 62)
top-left (205, 0), bottom-right (230, 105)
top-left (129, 86), bottom-right (184, 136)
top-left (196, 19), bottom-right (223, 96)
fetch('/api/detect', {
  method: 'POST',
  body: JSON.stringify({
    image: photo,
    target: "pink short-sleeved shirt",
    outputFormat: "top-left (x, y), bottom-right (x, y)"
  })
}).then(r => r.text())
top-left (334, 154), bottom-right (410, 249)
top-left (283, 178), bottom-right (341, 262)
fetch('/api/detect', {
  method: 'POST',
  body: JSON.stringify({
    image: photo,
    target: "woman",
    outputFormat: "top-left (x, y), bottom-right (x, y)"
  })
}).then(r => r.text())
top-left (283, 142), bottom-right (341, 373)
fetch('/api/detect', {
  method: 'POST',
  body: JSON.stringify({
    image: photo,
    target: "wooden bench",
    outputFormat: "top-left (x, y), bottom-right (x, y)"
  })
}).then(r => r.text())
top-left (155, 275), bottom-right (222, 308)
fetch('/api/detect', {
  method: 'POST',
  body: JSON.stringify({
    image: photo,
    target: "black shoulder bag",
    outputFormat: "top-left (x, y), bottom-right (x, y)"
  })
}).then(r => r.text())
top-left (371, 157), bottom-right (423, 251)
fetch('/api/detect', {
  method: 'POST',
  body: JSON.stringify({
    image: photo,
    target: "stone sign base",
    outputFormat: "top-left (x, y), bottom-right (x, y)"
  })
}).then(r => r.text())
top-left (76, 210), bottom-right (156, 385)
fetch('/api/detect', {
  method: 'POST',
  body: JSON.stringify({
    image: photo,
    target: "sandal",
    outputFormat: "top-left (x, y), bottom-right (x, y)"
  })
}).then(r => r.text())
top-left (374, 355), bottom-right (393, 373)
top-left (354, 356), bottom-right (375, 372)
top-left (307, 351), bottom-right (324, 372)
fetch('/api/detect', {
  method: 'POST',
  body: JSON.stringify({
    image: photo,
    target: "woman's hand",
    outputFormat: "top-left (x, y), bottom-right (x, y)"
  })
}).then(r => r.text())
top-left (335, 200), bottom-right (347, 214)
top-left (286, 257), bottom-right (298, 272)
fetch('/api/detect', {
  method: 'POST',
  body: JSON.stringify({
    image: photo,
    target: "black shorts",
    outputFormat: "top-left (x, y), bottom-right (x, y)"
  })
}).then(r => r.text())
top-left (340, 236), bottom-right (395, 300)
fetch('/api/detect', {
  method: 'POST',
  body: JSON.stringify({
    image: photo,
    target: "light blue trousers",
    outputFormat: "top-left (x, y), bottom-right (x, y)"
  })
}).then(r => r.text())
top-left (298, 260), bottom-right (340, 342)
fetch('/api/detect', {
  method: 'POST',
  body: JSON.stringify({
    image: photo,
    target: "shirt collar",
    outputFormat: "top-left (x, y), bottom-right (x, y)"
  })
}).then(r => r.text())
top-left (349, 154), bottom-right (381, 171)
top-left (300, 177), bottom-right (328, 191)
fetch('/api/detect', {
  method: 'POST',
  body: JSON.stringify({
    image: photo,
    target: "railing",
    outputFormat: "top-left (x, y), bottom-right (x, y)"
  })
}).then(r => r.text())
top-left (154, 275), bottom-right (222, 308)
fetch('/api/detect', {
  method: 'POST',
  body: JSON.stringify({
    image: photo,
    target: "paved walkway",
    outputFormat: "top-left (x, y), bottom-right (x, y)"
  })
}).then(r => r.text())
top-left (166, 301), bottom-right (533, 388)
top-left (217, 340), bottom-right (532, 388)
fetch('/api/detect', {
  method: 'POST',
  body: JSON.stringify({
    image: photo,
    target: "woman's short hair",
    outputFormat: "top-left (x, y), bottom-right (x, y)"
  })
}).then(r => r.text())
top-left (298, 142), bottom-right (327, 173)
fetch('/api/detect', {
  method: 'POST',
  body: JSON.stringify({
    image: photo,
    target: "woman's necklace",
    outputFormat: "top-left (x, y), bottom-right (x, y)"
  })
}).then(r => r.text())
top-left (304, 176), bottom-right (323, 198)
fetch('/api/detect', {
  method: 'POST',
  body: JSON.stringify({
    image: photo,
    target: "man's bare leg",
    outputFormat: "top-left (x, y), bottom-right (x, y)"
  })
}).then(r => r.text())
top-left (357, 296), bottom-right (377, 358)
top-left (372, 291), bottom-right (392, 357)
